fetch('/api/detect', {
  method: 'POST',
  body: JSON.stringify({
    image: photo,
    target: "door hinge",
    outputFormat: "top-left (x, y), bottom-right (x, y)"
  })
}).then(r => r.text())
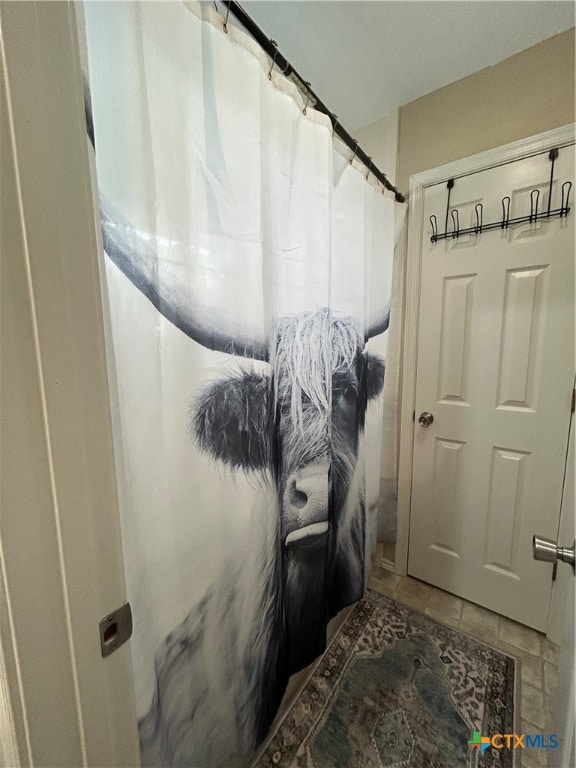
top-left (99, 602), bottom-right (132, 658)
top-left (571, 387), bottom-right (575, 413)
top-left (412, 410), bottom-right (415, 423)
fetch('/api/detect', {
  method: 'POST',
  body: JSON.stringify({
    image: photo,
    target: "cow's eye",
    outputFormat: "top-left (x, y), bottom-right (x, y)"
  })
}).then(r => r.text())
top-left (343, 384), bottom-right (358, 402)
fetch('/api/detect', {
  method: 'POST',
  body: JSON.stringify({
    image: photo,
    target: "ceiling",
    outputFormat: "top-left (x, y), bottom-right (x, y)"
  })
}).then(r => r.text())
top-left (240, 1), bottom-right (575, 130)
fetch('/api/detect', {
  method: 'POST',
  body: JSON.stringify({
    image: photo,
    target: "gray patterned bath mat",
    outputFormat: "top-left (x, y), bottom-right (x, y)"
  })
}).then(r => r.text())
top-left (253, 590), bottom-right (517, 768)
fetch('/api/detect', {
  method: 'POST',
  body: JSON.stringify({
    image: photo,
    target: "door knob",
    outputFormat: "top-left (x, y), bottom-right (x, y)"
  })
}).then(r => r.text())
top-left (533, 535), bottom-right (575, 570)
top-left (418, 411), bottom-right (434, 427)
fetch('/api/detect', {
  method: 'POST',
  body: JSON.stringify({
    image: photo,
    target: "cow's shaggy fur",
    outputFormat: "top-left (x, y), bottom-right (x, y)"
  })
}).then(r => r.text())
top-left (138, 496), bottom-right (284, 768)
top-left (273, 308), bottom-right (361, 430)
top-left (193, 370), bottom-right (271, 471)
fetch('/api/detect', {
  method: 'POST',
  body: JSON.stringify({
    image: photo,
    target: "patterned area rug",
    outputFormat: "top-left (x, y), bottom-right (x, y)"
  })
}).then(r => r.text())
top-left (253, 590), bottom-right (516, 768)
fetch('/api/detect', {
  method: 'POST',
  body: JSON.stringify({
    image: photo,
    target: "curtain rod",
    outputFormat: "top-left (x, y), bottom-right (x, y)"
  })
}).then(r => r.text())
top-left (218, 0), bottom-right (406, 204)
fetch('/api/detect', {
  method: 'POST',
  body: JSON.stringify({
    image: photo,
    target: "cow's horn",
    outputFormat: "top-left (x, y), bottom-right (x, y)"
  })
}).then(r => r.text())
top-left (365, 307), bottom-right (390, 342)
top-left (85, 81), bottom-right (268, 361)
top-left (100, 198), bottom-right (269, 361)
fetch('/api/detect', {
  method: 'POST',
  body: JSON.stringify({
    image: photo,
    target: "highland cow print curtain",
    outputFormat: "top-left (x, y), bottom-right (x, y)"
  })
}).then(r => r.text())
top-left (83, 2), bottom-right (398, 765)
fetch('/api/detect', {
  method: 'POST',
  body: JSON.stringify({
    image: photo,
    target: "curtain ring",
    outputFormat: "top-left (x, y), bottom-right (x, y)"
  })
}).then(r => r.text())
top-left (268, 40), bottom-right (279, 80)
top-left (222, 4), bottom-right (230, 33)
top-left (303, 81), bottom-right (312, 115)
top-left (331, 114), bottom-right (339, 137)
top-left (365, 157), bottom-right (373, 181)
top-left (349, 140), bottom-right (359, 165)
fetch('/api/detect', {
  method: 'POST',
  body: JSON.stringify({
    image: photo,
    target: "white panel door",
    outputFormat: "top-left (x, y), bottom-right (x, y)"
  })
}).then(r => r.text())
top-left (408, 145), bottom-right (574, 631)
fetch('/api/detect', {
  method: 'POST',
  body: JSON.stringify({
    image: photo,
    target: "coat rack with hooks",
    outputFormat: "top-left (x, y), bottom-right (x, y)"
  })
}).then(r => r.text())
top-left (430, 148), bottom-right (572, 243)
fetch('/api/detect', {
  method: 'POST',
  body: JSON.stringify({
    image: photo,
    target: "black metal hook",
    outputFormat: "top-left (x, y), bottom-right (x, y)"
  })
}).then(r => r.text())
top-left (430, 215), bottom-right (438, 242)
top-left (302, 81), bottom-right (312, 115)
top-left (561, 181), bottom-right (572, 216)
top-left (501, 197), bottom-right (511, 229)
top-left (365, 157), bottom-right (373, 181)
top-left (474, 203), bottom-right (483, 235)
top-left (444, 179), bottom-right (455, 236)
top-left (349, 140), bottom-right (359, 165)
top-left (451, 209), bottom-right (460, 238)
top-left (380, 171), bottom-right (391, 195)
top-left (547, 148), bottom-right (559, 215)
top-left (268, 39), bottom-right (279, 80)
top-left (214, 0), bottom-right (231, 31)
top-left (530, 189), bottom-right (540, 223)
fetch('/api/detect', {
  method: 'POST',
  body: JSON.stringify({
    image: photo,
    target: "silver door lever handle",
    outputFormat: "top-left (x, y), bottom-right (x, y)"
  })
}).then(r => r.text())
top-left (533, 535), bottom-right (575, 570)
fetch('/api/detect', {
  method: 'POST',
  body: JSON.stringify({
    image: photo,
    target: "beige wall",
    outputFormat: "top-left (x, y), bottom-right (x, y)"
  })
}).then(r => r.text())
top-left (397, 28), bottom-right (575, 192)
top-left (355, 109), bottom-right (399, 187)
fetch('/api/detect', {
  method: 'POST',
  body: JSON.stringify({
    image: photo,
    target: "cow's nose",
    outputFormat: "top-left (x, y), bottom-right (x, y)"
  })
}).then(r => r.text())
top-left (288, 480), bottom-right (309, 509)
top-left (288, 473), bottom-right (325, 514)
top-left (283, 460), bottom-right (329, 545)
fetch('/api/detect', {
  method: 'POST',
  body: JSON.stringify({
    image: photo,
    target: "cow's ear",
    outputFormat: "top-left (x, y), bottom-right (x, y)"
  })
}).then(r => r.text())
top-left (192, 370), bottom-right (270, 471)
top-left (363, 352), bottom-right (385, 401)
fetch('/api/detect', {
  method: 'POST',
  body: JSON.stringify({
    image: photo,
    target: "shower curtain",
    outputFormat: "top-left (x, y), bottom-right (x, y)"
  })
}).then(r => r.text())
top-left (83, 2), bottom-right (398, 765)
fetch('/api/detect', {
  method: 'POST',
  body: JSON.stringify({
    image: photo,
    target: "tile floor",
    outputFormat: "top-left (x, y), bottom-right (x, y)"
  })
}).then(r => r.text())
top-left (368, 566), bottom-right (561, 768)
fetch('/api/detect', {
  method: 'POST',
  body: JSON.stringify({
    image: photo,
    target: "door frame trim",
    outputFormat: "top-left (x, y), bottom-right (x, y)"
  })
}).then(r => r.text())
top-left (395, 124), bottom-right (576, 592)
top-left (0, 3), bottom-right (141, 764)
